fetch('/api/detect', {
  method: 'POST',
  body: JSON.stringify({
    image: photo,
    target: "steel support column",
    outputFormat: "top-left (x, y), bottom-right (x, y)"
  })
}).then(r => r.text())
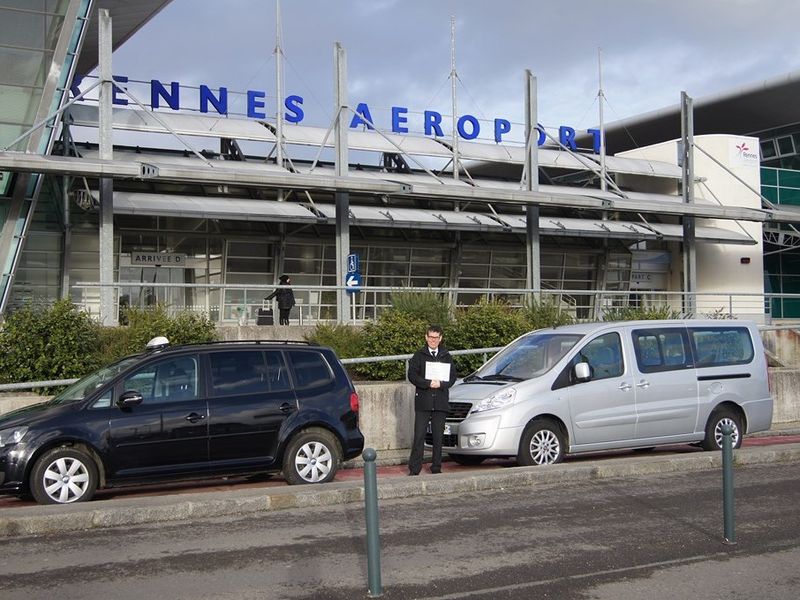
top-left (98, 9), bottom-right (116, 325)
top-left (524, 70), bottom-right (541, 297)
top-left (334, 42), bottom-right (351, 323)
top-left (681, 91), bottom-right (696, 317)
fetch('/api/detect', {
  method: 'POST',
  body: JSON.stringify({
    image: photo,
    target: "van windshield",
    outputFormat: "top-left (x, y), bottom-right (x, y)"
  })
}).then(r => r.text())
top-left (49, 356), bottom-right (142, 405)
top-left (471, 332), bottom-right (583, 382)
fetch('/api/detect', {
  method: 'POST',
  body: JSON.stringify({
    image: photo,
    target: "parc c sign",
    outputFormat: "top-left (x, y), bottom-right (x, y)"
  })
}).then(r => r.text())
top-left (71, 75), bottom-right (604, 153)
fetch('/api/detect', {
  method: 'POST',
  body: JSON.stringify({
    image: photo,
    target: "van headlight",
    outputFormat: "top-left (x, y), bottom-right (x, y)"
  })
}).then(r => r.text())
top-left (0, 426), bottom-right (28, 448)
top-left (471, 388), bottom-right (517, 413)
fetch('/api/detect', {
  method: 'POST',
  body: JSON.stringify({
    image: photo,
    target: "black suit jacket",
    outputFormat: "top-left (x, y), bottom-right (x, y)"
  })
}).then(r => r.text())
top-left (407, 346), bottom-right (458, 412)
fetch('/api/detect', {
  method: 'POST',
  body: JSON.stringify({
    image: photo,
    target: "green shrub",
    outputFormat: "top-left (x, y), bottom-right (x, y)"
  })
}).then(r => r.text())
top-left (520, 296), bottom-right (574, 330)
top-left (601, 304), bottom-right (682, 321)
top-left (0, 299), bottom-right (102, 389)
top-left (305, 323), bottom-right (365, 359)
top-left (355, 311), bottom-right (428, 380)
top-left (447, 299), bottom-right (529, 376)
top-left (389, 288), bottom-right (453, 327)
top-left (121, 304), bottom-right (217, 355)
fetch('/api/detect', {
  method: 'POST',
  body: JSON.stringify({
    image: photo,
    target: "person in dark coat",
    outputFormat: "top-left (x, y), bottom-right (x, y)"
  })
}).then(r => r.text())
top-left (265, 274), bottom-right (295, 326)
top-left (407, 324), bottom-right (458, 475)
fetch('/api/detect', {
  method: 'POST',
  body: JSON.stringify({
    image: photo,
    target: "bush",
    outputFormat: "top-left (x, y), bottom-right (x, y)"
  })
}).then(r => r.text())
top-left (601, 304), bottom-right (682, 321)
top-left (389, 288), bottom-right (453, 327)
top-left (0, 299), bottom-right (102, 388)
top-left (520, 296), bottom-right (574, 330)
top-left (305, 323), bottom-right (365, 359)
top-left (447, 299), bottom-right (529, 376)
top-left (355, 311), bottom-right (428, 380)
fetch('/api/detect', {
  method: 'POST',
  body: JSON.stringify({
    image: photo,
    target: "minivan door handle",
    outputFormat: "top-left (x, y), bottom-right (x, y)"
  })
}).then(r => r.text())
top-left (185, 412), bottom-right (206, 423)
top-left (618, 382), bottom-right (632, 392)
top-left (636, 380), bottom-right (650, 389)
top-left (279, 402), bottom-right (296, 414)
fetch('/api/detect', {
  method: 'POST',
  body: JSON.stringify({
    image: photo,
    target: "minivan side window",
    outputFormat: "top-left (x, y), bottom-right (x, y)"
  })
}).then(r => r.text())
top-left (209, 350), bottom-right (291, 396)
top-left (574, 332), bottom-right (624, 380)
top-left (122, 355), bottom-right (199, 404)
top-left (288, 351), bottom-right (334, 390)
top-left (632, 328), bottom-right (691, 373)
top-left (689, 327), bottom-right (754, 367)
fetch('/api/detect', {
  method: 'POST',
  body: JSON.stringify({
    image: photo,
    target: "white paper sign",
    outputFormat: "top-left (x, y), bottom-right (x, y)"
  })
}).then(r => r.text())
top-left (425, 361), bottom-right (451, 381)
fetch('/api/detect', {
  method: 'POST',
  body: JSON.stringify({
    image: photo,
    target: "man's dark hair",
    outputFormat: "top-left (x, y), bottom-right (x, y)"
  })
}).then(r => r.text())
top-left (427, 324), bottom-right (443, 336)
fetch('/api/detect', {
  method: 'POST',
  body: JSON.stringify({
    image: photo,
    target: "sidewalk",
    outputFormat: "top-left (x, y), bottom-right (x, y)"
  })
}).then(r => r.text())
top-left (1, 436), bottom-right (799, 538)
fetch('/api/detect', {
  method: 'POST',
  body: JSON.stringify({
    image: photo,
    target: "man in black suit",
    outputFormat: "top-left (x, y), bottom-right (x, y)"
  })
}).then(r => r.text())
top-left (407, 324), bottom-right (458, 475)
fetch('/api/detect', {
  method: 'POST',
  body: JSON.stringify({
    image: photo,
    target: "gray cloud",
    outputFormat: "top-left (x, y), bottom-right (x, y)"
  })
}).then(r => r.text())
top-left (102, 0), bottom-right (798, 141)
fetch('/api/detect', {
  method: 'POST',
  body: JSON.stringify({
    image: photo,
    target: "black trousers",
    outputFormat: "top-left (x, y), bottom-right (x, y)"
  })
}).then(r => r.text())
top-left (408, 409), bottom-right (448, 474)
top-left (278, 308), bottom-right (290, 325)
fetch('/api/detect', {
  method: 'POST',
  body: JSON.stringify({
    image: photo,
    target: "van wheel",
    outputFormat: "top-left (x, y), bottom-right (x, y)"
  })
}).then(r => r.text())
top-left (448, 454), bottom-right (486, 466)
top-left (30, 447), bottom-right (98, 505)
top-left (702, 409), bottom-right (743, 451)
top-left (518, 420), bottom-right (565, 466)
top-left (283, 428), bottom-right (341, 485)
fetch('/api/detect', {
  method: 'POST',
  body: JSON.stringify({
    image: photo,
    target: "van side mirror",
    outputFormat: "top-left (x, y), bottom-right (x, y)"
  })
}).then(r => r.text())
top-left (574, 362), bottom-right (592, 382)
top-left (116, 390), bottom-right (144, 408)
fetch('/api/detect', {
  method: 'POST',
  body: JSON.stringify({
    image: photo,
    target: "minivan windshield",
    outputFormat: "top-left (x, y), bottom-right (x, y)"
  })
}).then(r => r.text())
top-left (49, 356), bottom-right (142, 405)
top-left (468, 332), bottom-right (583, 382)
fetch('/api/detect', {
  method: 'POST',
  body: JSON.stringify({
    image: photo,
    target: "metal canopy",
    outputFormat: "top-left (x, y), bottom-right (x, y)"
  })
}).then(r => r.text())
top-left (107, 191), bottom-right (755, 244)
top-left (0, 150), bottom-right (784, 223)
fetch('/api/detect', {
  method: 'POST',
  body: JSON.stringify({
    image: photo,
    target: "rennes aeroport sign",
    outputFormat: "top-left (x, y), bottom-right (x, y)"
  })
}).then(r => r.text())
top-left (71, 75), bottom-right (604, 153)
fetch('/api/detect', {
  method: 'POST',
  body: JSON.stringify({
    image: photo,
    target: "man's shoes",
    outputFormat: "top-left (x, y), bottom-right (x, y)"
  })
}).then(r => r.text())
top-left (430, 467), bottom-right (442, 474)
top-left (408, 470), bottom-right (419, 476)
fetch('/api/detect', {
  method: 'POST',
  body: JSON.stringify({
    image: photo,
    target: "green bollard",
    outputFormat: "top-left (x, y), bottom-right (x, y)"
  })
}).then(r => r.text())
top-left (721, 423), bottom-right (737, 545)
top-left (363, 448), bottom-right (383, 597)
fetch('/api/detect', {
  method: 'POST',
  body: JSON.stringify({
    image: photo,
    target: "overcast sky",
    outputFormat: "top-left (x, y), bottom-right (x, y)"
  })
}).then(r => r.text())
top-left (101, 0), bottom-right (799, 145)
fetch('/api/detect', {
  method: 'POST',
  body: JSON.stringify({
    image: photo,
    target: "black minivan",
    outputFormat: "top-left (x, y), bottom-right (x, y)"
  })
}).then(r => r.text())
top-left (0, 339), bottom-right (364, 504)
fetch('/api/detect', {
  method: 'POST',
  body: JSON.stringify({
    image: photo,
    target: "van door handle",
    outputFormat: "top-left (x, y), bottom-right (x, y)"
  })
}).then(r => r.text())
top-left (279, 402), bottom-right (296, 414)
top-left (636, 380), bottom-right (650, 389)
top-left (618, 382), bottom-right (632, 392)
top-left (185, 412), bottom-right (205, 423)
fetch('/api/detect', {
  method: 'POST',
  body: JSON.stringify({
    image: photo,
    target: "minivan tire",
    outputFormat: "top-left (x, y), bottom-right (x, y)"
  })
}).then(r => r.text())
top-left (518, 419), bottom-right (566, 466)
top-left (30, 446), bottom-right (98, 505)
top-left (702, 409), bottom-right (743, 451)
top-left (283, 428), bottom-right (342, 485)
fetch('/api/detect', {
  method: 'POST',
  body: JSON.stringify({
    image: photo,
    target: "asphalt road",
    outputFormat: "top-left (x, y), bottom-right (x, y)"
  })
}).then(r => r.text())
top-left (1, 461), bottom-right (798, 599)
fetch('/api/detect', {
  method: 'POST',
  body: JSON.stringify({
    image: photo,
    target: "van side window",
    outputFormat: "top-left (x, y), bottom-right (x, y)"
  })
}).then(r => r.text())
top-left (209, 350), bottom-right (291, 396)
top-left (288, 351), bottom-right (334, 390)
top-left (689, 327), bottom-right (754, 367)
top-left (122, 355), bottom-right (199, 404)
top-left (632, 328), bottom-right (691, 373)
top-left (573, 332), bottom-right (623, 381)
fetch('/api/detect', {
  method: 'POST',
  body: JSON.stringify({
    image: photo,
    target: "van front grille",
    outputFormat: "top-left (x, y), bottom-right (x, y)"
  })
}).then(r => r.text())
top-left (425, 433), bottom-right (458, 447)
top-left (448, 402), bottom-right (472, 422)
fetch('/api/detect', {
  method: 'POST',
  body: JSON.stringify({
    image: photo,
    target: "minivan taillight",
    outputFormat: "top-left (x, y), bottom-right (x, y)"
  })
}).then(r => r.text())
top-left (350, 391), bottom-right (359, 413)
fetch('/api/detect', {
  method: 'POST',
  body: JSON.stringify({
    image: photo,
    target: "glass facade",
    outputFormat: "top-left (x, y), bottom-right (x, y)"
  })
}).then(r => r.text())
top-left (762, 167), bottom-right (800, 318)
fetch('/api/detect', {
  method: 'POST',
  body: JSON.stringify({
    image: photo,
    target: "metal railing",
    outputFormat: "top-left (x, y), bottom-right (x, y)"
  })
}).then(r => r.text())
top-left (64, 281), bottom-right (789, 325)
top-left (0, 347), bottom-right (505, 393)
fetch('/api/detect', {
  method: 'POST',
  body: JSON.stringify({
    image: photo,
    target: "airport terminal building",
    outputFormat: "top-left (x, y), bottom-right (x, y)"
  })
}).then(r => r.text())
top-left (1, 1), bottom-right (799, 325)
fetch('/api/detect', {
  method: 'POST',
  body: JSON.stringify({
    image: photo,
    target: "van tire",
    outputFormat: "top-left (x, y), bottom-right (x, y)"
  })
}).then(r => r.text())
top-left (702, 409), bottom-right (743, 451)
top-left (30, 447), bottom-right (98, 505)
top-left (283, 428), bottom-right (341, 485)
top-left (518, 419), bottom-right (566, 466)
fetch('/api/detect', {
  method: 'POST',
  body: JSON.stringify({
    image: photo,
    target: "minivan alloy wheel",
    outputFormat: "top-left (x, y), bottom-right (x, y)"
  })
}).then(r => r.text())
top-left (295, 441), bottom-right (333, 482)
top-left (283, 428), bottom-right (342, 485)
top-left (518, 419), bottom-right (566, 466)
top-left (530, 430), bottom-right (561, 464)
top-left (30, 447), bottom-right (99, 504)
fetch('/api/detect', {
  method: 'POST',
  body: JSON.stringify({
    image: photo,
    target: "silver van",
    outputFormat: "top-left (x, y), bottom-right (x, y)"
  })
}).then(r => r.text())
top-left (443, 320), bottom-right (773, 466)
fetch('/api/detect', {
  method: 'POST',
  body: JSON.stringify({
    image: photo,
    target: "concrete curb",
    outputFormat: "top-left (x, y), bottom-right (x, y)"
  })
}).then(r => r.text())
top-left (1, 442), bottom-right (799, 538)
